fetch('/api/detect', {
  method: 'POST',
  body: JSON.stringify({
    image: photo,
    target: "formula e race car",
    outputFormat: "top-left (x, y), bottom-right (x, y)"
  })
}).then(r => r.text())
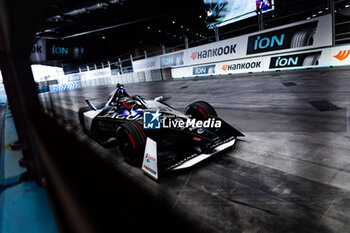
top-left (78, 84), bottom-right (244, 180)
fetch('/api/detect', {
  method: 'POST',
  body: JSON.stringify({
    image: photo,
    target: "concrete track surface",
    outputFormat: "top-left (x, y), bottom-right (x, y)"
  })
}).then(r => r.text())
top-left (39, 67), bottom-right (350, 233)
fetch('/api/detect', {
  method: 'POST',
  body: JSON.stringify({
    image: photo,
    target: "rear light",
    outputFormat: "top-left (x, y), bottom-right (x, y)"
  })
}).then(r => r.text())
top-left (192, 136), bottom-right (202, 142)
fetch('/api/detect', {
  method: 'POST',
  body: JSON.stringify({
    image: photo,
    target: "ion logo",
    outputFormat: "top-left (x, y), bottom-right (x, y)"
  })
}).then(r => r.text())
top-left (334, 50), bottom-right (350, 61)
top-left (254, 35), bottom-right (284, 51)
top-left (143, 110), bottom-right (161, 129)
top-left (269, 51), bottom-right (321, 69)
top-left (247, 21), bottom-right (318, 55)
top-left (162, 57), bottom-right (174, 65)
top-left (273, 57), bottom-right (298, 67)
top-left (160, 52), bottom-right (184, 68)
top-left (192, 65), bottom-right (215, 75)
top-left (52, 45), bottom-right (68, 55)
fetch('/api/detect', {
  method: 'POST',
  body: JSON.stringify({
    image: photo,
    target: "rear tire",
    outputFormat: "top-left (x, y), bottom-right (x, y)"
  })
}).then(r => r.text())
top-left (116, 122), bottom-right (146, 166)
top-left (185, 101), bottom-right (217, 120)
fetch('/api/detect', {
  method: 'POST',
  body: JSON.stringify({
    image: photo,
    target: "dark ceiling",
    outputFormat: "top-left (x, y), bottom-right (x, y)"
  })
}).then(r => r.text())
top-left (36, 0), bottom-right (206, 60)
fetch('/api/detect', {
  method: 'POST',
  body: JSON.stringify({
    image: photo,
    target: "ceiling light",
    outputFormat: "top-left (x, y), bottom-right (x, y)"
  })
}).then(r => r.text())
top-left (102, 36), bottom-right (105, 39)
top-left (158, 29), bottom-right (161, 33)
top-left (199, 15), bottom-right (202, 18)
top-left (346, 5), bottom-right (350, 8)
top-left (172, 20), bottom-right (175, 24)
top-left (147, 26), bottom-right (150, 29)
top-left (181, 25), bottom-right (184, 28)
top-left (187, 28), bottom-right (189, 31)
top-left (318, 11), bottom-right (323, 14)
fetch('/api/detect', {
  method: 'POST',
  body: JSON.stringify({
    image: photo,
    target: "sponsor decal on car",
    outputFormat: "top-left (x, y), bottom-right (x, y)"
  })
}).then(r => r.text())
top-left (145, 153), bottom-right (156, 163)
top-left (98, 109), bottom-right (141, 120)
top-left (142, 138), bottom-right (158, 180)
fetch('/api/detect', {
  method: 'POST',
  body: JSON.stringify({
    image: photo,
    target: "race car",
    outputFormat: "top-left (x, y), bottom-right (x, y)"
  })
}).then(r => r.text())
top-left (78, 84), bottom-right (244, 179)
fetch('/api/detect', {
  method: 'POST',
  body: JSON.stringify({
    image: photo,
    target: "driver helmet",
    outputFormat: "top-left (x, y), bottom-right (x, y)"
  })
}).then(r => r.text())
top-left (115, 88), bottom-right (127, 101)
top-left (120, 97), bottom-right (137, 109)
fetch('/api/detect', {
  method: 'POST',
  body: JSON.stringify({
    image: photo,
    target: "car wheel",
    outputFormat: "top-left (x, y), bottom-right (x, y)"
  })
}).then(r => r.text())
top-left (78, 107), bottom-right (91, 132)
top-left (116, 122), bottom-right (146, 166)
top-left (185, 101), bottom-right (217, 120)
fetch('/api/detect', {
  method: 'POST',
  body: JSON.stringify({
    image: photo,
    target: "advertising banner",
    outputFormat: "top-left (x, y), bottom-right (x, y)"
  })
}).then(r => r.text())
top-left (171, 46), bottom-right (344, 78)
top-left (216, 57), bottom-right (263, 74)
top-left (30, 39), bottom-right (85, 63)
top-left (30, 39), bottom-right (46, 63)
top-left (160, 52), bottom-right (184, 68)
top-left (269, 51), bottom-right (322, 69)
top-left (192, 65), bottom-right (216, 75)
top-left (133, 14), bottom-right (332, 72)
top-left (132, 56), bottom-right (160, 72)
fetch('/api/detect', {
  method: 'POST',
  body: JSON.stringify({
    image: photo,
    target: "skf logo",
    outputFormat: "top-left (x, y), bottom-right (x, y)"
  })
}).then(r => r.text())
top-left (221, 65), bottom-right (228, 71)
top-left (334, 50), bottom-right (350, 61)
top-left (190, 52), bottom-right (198, 60)
top-left (143, 110), bottom-right (161, 129)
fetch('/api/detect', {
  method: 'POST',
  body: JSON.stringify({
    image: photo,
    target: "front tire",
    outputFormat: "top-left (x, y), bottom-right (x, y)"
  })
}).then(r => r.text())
top-left (185, 101), bottom-right (217, 120)
top-left (116, 122), bottom-right (146, 166)
top-left (78, 107), bottom-right (91, 132)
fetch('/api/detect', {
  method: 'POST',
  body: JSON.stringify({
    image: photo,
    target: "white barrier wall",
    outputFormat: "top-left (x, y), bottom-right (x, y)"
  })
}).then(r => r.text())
top-left (171, 45), bottom-right (350, 78)
top-left (49, 43), bottom-right (350, 92)
top-left (44, 13), bottom-right (350, 91)
top-left (133, 14), bottom-right (332, 72)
